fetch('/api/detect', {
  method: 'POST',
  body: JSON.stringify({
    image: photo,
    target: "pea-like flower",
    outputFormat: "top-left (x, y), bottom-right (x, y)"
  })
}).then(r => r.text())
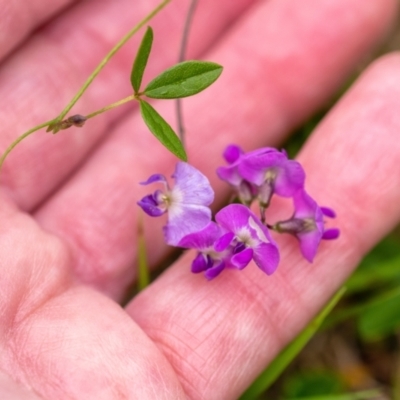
top-left (179, 222), bottom-right (227, 280)
top-left (217, 145), bottom-right (305, 217)
top-left (215, 204), bottom-right (280, 275)
top-left (274, 189), bottom-right (340, 262)
top-left (137, 162), bottom-right (214, 246)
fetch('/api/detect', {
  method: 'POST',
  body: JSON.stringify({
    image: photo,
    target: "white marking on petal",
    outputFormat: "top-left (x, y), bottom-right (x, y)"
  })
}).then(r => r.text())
top-left (249, 216), bottom-right (269, 243)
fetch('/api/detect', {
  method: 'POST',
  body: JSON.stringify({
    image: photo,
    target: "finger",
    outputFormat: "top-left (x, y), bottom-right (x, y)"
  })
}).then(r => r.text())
top-left (0, 0), bottom-right (77, 60)
top-left (125, 53), bottom-right (400, 400)
top-left (0, 201), bottom-right (185, 399)
top-left (35, 0), bottom-right (397, 299)
top-left (0, 0), bottom-right (255, 211)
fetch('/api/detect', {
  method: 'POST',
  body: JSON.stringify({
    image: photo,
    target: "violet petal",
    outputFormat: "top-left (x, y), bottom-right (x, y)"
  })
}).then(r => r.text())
top-left (191, 253), bottom-right (209, 273)
top-left (230, 248), bottom-right (253, 270)
top-left (298, 231), bottom-right (321, 262)
top-left (321, 207), bottom-right (336, 218)
top-left (172, 162), bottom-right (214, 206)
top-left (205, 261), bottom-right (225, 280)
top-left (137, 195), bottom-right (165, 217)
top-left (140, 174), bottom-right (168, 186)
top-left (223, 144), bottom-right (243, 164)
top-left (164, 204), bottom-right (212, 246)
top-left (322, 228), bottom-right (340, 240)
top-left (214, 232), bottom-right (235, 252)
top-left (179, 222), bottom-right (222, 249)
top-left (253, 243), bottom-right (280, 275)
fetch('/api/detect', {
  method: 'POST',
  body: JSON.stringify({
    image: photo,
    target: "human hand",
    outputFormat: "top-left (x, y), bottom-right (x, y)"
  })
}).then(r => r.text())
top-left (0, 0), bottom-right (399, 398)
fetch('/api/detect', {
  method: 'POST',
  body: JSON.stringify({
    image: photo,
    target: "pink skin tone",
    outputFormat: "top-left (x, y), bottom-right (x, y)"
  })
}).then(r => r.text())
top-left (0, 0), bottom-right (399, 398)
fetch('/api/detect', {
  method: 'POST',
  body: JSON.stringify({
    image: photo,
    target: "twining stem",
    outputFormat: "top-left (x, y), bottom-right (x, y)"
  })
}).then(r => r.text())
top-left (56, 0), bottom-right (171, 122)
top-left (176, 0), bottom-right (198, 147)
top-left (85, 94), bottom-right (138, 120)
top-left (0, 120), bottom-right (55, 170)
top-left (0, 0), bottom-right (170, 171)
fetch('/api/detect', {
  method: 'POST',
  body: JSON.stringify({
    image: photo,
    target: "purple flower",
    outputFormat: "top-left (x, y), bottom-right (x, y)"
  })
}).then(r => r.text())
top-left (274, 189), bottom-right (340, 262)
top-left (215, 204), bottom-right (280, 275)
top-left (137, 162), bottom-right (214, 246)
top-left (238, 148), bottom-right (305, 208)
top-left (216, 145), bottom-right (262, 205)
top-left (179, 222), bottom-right (227, 280)
top-left (217, 145), bottom-right (305, 215)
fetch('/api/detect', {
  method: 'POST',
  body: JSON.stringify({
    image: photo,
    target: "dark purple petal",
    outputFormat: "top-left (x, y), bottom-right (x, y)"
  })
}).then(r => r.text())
top-left (298, 231), bottom-right (322, 262)
top-left (214, 232), bottom-right (235, 252)
top-left (164, 204), bottom-right (212, 246)
top-left (230, 248), bottom-right (253, 270)
top-left (172, 162), bottom-right (214, 206)
top-left (179, 222), bottom-right (222, 249)
top-left (223, 145), bottom-right (243, 164)
top-left (321, 207), bottom-right (336, 218)
top-left (205, 261), bottom-right (225, 280)
top-left (191, 253), bottom-right (209, 273)
top-left (137, 195), bottom-right (165, 217)
top-left (322, 228), bottom-right (340, 240)
top-left (253, 243), bottom-right (280, 275)
top-left (140, 174), bottom-right (167, 186)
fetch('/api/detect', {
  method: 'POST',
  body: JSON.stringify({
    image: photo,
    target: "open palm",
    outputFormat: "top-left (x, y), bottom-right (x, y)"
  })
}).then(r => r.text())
top-left (1, 0), bottom-right (399, 398)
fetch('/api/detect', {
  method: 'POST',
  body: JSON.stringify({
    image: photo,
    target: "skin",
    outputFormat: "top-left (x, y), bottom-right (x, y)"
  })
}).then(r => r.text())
top-left (0, 0), bottom-right (399, 398)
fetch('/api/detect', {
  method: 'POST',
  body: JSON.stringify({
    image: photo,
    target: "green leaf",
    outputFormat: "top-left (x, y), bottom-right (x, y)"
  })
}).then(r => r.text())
top-left (357, 286), bottom-right (400, 341)
top-left (144, 60), bottom-right (223, 99)
top-left (131, 26), bottom-right (153, 93)
top-left (240, 287), bottom-right (346, 400)
top-left (139, 100), bottom-right (187, 161)
top-left (288, 389), bottom-right (384, 400)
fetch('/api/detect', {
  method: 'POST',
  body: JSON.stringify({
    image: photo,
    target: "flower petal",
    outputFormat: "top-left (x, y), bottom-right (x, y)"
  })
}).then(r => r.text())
top-left (140, 174), bottom-right (167, 186)
top-left (191, 253), bottom-right (210, 273)
top-left (214, 232), bottom-right (235, 252)
top-left (253, 243), bottom-right (280, 275)
top-left (178, 222), bottom-right (222, 249)
top-left (216, 164), bottom-right (243, 186)
top-left (215, 204), bottom-right (251, 233)
top-left (230, 248), bottom-right (253, 270)
top-left (223, 144), bottom-right (243, 164)
top-left (238, 149), bottom-right (287, 186)
top-left (137, 195), bottom-right (165, 217)
top-left (205, 261), bottom-right (225, 280)
top-left (298, 231), bottom-right (322, 262)
top-left (164, 204), bottom-right (212, 246)
top-left (273, 160), bottom-right (305, 197)
top-left (321, 207), bottom-right (336, 218)
top-left (172, 162), bottom-right (214, 206)
top-left (322, 228), bottom-right (340, 240)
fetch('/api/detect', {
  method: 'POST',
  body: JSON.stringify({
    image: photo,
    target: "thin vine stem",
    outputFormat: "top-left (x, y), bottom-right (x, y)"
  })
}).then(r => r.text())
top-left (176, 0), bottom-right (198, 147)
top-left (56, 0), bottom-right (171, 122)
top-left (0, 0), bottom-right (170, 171)
top-left (85, 94), bottom-right (138, 120)
top-left (0, 120), bottom-right (55, 170)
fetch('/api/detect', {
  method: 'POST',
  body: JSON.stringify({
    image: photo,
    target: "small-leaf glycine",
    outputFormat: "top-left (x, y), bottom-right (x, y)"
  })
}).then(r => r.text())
top-left (129, 26), bottom-right (223, 162)
top-left (138, 145), bottom-right (339, 280)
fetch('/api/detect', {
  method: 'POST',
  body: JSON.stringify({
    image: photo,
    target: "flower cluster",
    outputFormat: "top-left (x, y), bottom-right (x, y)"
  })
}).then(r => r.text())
top-left (137, 145), bottom-right (339, 280)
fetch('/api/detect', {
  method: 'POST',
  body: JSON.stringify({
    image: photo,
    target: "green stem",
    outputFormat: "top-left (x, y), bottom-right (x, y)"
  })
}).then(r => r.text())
top-left (56, 0), bottom-right (171, 122)
top-left (85, 94), bottom-right (138, 120)
top-left (0, 120), bottom-right (55, 170)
